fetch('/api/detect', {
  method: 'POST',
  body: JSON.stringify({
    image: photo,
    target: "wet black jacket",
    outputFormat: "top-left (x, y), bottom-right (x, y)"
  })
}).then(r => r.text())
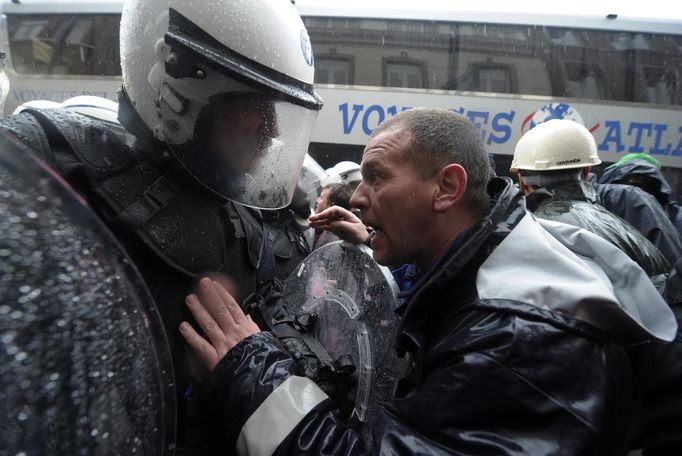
top-left (0, 97), bottom-right (310, 454)
top-left (590, 181), bottom-right (682, 265)
top-left (600, 159), bottom-right (682, 238)
top-left (205, 177), bottom-right (676, 455)
top-left (526, 180), bottom-right (670, 277)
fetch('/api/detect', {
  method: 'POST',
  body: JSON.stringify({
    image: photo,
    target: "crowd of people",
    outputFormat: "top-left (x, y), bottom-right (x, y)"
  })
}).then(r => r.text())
top-left (2, 0), bottom-right (682, 455)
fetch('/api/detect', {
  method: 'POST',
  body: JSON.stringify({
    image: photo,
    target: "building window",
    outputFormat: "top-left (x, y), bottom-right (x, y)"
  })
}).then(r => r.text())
top-left (7, 14), bottom-right (121, 76)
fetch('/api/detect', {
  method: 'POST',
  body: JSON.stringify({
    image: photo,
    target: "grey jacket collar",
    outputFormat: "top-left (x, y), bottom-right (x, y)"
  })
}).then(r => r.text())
top-left (476, 212), bottom-right (677, 342)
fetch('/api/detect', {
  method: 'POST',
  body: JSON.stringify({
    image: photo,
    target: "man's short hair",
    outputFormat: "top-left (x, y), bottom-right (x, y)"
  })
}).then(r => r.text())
top-left (323, 183), bottom-right (354, 210)
top-left (371, 108), bottom-right (490, 215)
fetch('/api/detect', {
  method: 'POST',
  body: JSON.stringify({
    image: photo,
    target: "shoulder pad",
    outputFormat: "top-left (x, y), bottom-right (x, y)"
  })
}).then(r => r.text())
top-left (21, 108), bottom-right (134, 175)
top-left (0, 111), bottom-right (52, 154)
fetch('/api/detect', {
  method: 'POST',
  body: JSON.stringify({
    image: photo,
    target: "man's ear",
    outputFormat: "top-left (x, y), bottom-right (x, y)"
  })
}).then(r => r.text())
top-left (433, 164), bottom-right (467, 212)
top-left (516, 172), bottom-right (534, 196)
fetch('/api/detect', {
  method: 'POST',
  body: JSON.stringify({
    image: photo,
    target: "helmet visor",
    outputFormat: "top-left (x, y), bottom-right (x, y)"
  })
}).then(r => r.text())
top-left (170, 91), bottom-right (318, 209)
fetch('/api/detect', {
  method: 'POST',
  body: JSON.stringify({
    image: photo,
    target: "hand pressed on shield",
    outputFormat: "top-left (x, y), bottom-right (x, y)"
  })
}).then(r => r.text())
top-left (179, 277), bottom-right (260, 372)
top-left (308, 205), bottom-right (370, 244)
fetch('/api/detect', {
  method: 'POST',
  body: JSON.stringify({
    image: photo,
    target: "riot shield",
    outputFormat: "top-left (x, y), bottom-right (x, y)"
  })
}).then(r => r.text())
top-left (0, 131), bottom-right (176, 455)
top-left (283, 240), bottom-right (402, 425)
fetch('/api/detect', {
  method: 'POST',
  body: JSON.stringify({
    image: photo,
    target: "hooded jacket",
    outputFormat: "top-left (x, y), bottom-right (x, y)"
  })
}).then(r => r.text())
top-left (205, 177), bottom-right (676, 455)
top-left (600, 159), bottom-right (682, 241)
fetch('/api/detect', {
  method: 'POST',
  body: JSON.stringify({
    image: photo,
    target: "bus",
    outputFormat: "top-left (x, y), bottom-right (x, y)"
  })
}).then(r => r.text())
top-left (0, 0), bottom-right (681, 191)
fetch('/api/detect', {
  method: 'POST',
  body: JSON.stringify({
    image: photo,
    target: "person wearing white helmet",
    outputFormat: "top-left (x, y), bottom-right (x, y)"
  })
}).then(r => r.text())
top-left (0, 0), bottom-right (321, 453)
top-left (12, 96), bottom-right (120, 123)
top-left (11, 99), bottom-right (62, 114)
top-left (323, 160), bottom-right (362, 187)
top-left (513, 119), bottom-right (682, 455)
top-left (512, 119), bottom-right (671, 275)
top-left (60, 95), bottom-right (120, 124)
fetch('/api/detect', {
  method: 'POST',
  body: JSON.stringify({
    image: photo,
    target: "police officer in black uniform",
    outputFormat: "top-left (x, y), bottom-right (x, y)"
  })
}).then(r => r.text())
top-left (0, 0), bottom-right (322, 453)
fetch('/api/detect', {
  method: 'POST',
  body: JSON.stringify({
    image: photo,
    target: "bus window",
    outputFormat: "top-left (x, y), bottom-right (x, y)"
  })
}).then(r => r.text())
top-left (7, 14), bottom-right (121, 76)
top-left (564, 63), bottom-right (607, 100)
top-left (383, 55), bottom-right (427, 89)
top-left (471, 64), bottom-right (514, 94)
top-left (305, 17), bottom-right (449, 90)
top-left (643, 67), bottom-right (674, 105)
top-left (631, 34), bottom-right (681, 105)
top-left (452, 23), bottom-right (544, 95)
top-left (315, 54), bottom-right (355, 85)
top-left (305, 17), bottom-right (549, 96)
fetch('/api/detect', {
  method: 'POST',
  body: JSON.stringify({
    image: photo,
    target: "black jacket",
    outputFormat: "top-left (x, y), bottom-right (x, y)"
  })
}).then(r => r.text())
top-left (600, 159), bottom-right (682, 238)
top-left (526, 180), bottom-right (670, 277)
top-left (205, 178), bottom-right (676, 455)
top-left (591, 179), bottom-right (682, 265)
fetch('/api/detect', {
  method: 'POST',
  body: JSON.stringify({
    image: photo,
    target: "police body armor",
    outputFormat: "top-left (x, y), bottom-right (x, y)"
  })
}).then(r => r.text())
top-left (0, 127), bottom-right (175, 454)
top-left (0, 104), bottom-right (310, 453)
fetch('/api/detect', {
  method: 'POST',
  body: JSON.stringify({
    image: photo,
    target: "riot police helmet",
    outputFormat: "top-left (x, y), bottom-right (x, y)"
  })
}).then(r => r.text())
top-left (120, 0), bottom-right (323, 209)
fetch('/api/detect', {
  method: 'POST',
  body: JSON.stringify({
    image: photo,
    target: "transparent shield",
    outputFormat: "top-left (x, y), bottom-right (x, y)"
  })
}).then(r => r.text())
top-left (283, 241), bottom-right (402, 425)
top-left (163, 78), bottom-right (319, 209)
top-left (299, 154), bottom-right (328, 212)
top-left (0, 69), bottom-right (9, 116)
top-left (0, 133), bottom-right (175, 455)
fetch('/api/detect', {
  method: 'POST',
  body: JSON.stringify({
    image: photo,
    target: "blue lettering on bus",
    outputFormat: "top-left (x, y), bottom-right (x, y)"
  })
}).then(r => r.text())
top-left (651, 124), bottom-right (671, 156)
top-left (362, 104), bottom-right (386, 135)
top-left (466, 111), bottom-right (490, 140)
top-left (339, 103), bottom-right (517, 146)
top-left (598, 121), bottom-right (626, 153)
top-left (673, 127), bottom-right (682, 157)
top-left (627, 122), bottom-right (653, 153)
top-left (488, 111), bottom-right (515, 145)
top-left (598, 120), bottom-right (682, 156)
top-left (339, 103), bottom-right (364, 134)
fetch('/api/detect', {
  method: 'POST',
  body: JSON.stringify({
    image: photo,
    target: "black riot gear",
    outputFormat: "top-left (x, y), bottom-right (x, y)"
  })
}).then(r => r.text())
top-left (1, 1), bottom-right (323, 453)
top-left (0, 128), bottom-right (175, 454)
top-left (0, 97), bottom-right (312, 453)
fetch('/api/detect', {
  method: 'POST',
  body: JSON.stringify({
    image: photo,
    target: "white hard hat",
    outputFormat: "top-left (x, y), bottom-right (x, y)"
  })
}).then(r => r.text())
top-left (323, 161), bottom-right (362, 186)
top-left (12, 100), bottom-right (61, 115)
top-left (511, 119), bottom-right (601, 173)
top-left (61, 96), bottom-right (119, 124)
top-left (119, 0), bottom-right (322, 209)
